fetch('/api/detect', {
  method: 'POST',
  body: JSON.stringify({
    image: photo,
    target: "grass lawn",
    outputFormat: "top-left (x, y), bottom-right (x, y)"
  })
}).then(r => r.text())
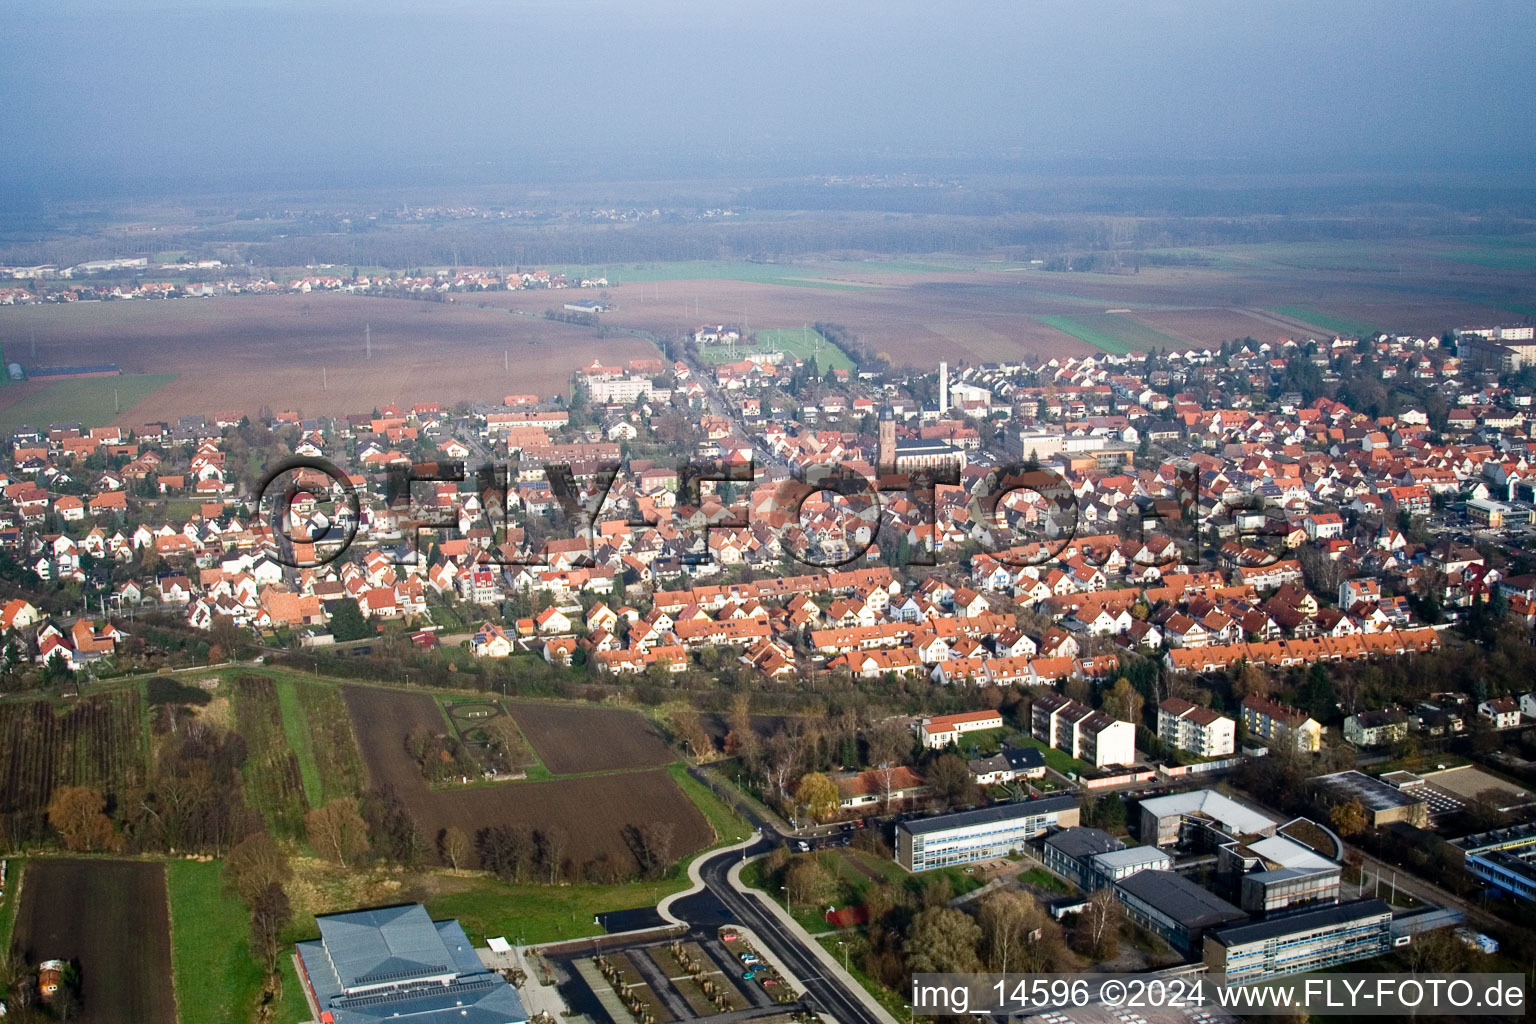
top-left (275, 954), bottom-right (312, 1024)
top-left (1269, 305), bottom-right (1380, 338)
top-left (421, 874), bottom-right (689, 946)
top-left (274, 677), bottom-right (325, 808)
top-left (1018, 866), bottom-right (1072, 894)
top-left (167, 859), bottom-right (267, 1024)
top-left (668, 762), bottom-right (754, 845)
top-left (815, 933), bottom-right (911, 1018)
top-left (0, 373), bottom-right (176, 435)
top-left (0, 857), bottom-right (21, 1000)
top-left (1011, 734), bottom-right (1091, 778)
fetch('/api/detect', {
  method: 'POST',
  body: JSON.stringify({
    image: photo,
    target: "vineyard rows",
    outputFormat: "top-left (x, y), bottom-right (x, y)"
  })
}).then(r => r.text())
top-left (0, 690), bottom-right (146, 839)
top-left (231, 676), bottom-right (309, 837)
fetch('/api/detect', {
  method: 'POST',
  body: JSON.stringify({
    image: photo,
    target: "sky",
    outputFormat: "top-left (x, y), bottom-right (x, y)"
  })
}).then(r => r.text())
top-left (3, 0), bottom-right (1535, 195)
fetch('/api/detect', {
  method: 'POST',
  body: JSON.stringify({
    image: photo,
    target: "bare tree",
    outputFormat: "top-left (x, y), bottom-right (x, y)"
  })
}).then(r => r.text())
top-left (538, 825), bottom-right (569, 883)
top-left (250, 881), bottom-right (292, 970)
top-left (440, 826), bottom-right (472, 873)
top-left (305, 798), bottom-right (369, 867)
top-left (224, 830), bottom-right (290, 905)
top-left (1074, 889), bottom-right (1121, 960)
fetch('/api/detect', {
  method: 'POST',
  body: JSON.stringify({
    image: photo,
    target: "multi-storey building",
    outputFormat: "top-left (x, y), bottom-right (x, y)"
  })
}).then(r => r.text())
top-left (1114, 870), bottom-right (1247, 954)
top-left (895, 796), bottom-right (1079, 872)
top-left (1158, 697), bottom-right (1236, 757)
top-left (1242, 695), bottom-right (1322, 752)
top-left (1452, 823), bottom-right (1536, 901)
top-left (1139, 789), bottom-right (1279, 849)
top-left (1032, 691), bottom-right (1136, 768)
top-left (1203, 899), bottom-right (1393, 983)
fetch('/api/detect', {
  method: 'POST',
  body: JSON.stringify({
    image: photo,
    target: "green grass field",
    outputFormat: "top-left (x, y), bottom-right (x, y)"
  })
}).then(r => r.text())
top-left (167, 859), bottom-right (267, 1024)
top-left (1038, 314), bottom-right (1178, 354)
top-left (698, 327), bottom-right (858, 372)
top-left (0, 373), bottom-right (175, 434)
top-left (423, 874), bottom-right (691, 946)
top-left (1269, 306), bottom-right (1381, 338)
top-left (275, 953), bottom-right (312, 1024)
top-left (1011, 733), bottom-right (1091, 777)
top-left (275, 678), bottom-right (325, 808)
top-left (0, 857), bottom-right (21, 1000)
top-left (668, 762), bottom-right (754, 845)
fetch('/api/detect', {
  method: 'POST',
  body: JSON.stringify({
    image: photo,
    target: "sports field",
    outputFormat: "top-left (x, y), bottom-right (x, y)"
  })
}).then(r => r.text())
top-left (0, 373), bottom-right (175, 434)
top-left (698, 326), bottom-right (857, 371)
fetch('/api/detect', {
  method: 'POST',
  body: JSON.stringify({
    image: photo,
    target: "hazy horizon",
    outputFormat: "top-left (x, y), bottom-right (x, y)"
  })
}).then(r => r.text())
top-left (4, 0), bottom-right (1535, 200)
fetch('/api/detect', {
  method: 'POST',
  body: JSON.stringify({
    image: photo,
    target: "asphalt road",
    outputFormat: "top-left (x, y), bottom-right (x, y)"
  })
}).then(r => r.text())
top-left (672, 838), bottom-right (888, 1024)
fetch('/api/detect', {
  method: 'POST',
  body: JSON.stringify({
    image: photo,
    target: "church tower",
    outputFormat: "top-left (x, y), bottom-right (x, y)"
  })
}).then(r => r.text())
top-left (878, 402), bottom-right (896, 472)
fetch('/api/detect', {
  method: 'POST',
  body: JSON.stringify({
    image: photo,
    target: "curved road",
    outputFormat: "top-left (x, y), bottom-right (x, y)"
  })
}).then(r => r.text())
top-left (670, 837), bottom-right (888, 1024)
top-left (668, 766), bottom-right (891, 1024)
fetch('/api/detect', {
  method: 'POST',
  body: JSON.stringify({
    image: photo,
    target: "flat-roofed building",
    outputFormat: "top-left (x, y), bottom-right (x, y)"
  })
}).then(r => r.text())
top-left (1204, 899), bottom-right (1393, 983)
top-left (1312, 770), bottom-right (1429, 828)
top-left (1139, 789), bottom-right (1279, 849)
top-left (1091, 845), bottom-right (1174, 886)
top-left (896, 796), bottom-right (1079, 872)
top-left (1041, 827), bottom-right (1123, 889)
top-left (1113, 870), bottom-right (1247, 954)
top-left (1451, 823), bottom-right (1536, 902)
top-left (295, 904), bottom-right (529, 1024)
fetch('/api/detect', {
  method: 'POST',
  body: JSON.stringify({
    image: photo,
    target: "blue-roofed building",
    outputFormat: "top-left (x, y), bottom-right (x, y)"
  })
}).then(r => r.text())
top-left (296, 904), bottom-right (529, 1024)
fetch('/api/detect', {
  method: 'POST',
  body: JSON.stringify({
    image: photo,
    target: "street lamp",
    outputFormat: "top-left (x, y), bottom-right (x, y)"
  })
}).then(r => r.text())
top-left (782, 884), bottom-right (791, 915)
top-left (837, 939), bottom-right (848, 973)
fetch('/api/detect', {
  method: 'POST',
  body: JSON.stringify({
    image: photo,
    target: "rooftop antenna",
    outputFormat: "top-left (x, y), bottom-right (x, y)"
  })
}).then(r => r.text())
top-left (365, 323), bottom-right (372, 359)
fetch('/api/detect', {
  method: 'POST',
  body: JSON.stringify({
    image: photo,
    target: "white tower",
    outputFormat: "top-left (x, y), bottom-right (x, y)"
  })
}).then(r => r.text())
top-left (939, 361), bottom-right (949, 416)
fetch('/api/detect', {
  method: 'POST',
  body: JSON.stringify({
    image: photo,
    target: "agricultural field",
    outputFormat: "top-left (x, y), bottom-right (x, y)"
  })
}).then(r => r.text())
top-left (10, 858), bottom-right (176, 1024)
top-left (231, 675), bottom-right (310, 837)
top-left (0, 690), bottom-right (145, 840)
top-left (0, 293), bottom-right (657, 423)
top-left (289, 676), bottom-right (368, 803)
top-left (0, 373), bottom-right (176, 436)
top-left (7, 239), bottom-right (1532, 410)
top-left (1268, 306), bottom-right (1383, 340)
top-left (342, 685), bottom-right (711, 874)
top-left (504, 700), bottom-right (675, 775)
top-left (1036, 314), bottom-right (1181, 354)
